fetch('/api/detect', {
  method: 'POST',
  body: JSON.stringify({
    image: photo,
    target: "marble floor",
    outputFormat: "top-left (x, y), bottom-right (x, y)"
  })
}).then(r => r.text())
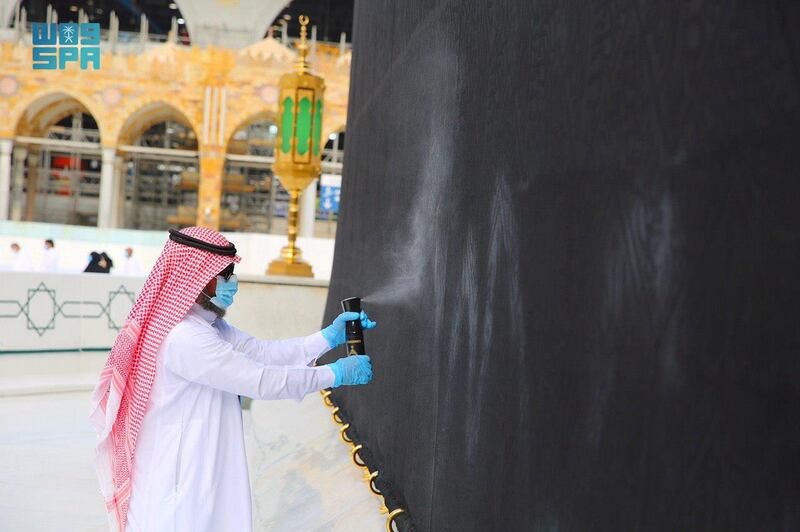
top-left (0, 390), bottom-right (385, 531)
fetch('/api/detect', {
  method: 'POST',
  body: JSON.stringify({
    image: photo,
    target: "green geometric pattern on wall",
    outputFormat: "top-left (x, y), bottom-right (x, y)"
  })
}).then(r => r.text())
top-left (0, 282), bottom-right (136, 337)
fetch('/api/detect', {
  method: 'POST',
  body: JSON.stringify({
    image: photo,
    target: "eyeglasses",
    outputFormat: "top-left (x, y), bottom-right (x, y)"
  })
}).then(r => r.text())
top-left (220, 264), bottom-right (235, 281)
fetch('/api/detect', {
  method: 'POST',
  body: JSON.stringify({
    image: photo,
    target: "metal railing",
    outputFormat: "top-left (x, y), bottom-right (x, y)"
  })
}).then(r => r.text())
top-left (0, 23), bottom-right (351, 55)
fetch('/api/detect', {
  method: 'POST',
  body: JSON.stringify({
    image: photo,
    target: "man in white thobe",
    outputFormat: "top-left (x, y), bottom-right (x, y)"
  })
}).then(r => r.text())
top-left (40, 238), bottom-right (59, 272)
top-left (9, 242), bottom-right (33, 271)
top-left (104, 227), bottom-right (375, 532)
top-left (117, 247), bottom-right (143, 276)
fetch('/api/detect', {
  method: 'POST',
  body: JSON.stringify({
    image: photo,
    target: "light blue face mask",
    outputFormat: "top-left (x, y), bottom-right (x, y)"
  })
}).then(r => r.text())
top-left (208, 274), bottom-right (238, 309)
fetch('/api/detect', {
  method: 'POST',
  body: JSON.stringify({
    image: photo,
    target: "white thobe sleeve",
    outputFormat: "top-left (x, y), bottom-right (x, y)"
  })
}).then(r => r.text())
top-left (215, 320), bottom-right (332, 367)
top-left (164, 324), bottom-right (335, 400)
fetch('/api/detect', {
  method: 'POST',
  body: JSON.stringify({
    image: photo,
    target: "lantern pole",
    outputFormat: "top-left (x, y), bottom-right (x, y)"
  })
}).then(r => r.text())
top-left (267, 14), bottom-right (325, 277)
top-left (283, 189), bottom-right (301, 262)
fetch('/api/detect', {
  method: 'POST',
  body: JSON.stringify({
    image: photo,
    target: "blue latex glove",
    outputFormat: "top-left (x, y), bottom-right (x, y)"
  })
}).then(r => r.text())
top-left (327, 355), bottom-right (373, 387)
top-left (321, 310), bottom-right (377, 349)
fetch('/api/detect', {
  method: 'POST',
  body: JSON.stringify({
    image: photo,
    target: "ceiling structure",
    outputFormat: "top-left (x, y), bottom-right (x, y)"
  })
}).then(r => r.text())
top-left (6, 0), bottom-right (354, 47)
top-left (175, 0), bottom-right (285, 49)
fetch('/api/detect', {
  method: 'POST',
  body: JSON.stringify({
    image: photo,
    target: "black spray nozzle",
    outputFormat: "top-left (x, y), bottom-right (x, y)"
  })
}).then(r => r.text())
top-left (341, 296), bottom-right (362, 313)
top-left (340, 297), bottom-right (365, 356)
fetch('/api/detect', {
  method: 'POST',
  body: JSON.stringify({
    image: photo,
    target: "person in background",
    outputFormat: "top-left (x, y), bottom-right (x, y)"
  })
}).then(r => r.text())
top-left (118, 246), bottom-right (143, 276)
top-left (84, 251), bottom-right (114, 274)
top-left (40, 239), bottom-right (59, 272)
top-left (9, 242), bottom-right (33, 272)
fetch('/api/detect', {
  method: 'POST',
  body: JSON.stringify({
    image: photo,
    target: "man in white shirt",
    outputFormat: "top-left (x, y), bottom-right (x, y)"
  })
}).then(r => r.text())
top-left (9, 242), bottom-right (33, 271)
top-left (90, 227), bottom-right (374, 532)
top-left (117, 247), bottom-right (143, 276)
top-left (40, 238), bottom-right (59, 272)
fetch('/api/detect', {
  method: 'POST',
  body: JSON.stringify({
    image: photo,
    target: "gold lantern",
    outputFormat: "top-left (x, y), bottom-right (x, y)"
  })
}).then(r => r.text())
top-left (267, 15), bottom-right (325, 277)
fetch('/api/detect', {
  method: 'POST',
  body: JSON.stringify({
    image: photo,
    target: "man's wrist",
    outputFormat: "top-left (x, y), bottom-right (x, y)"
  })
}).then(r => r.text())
top-left (304, 331), bottom-right (332, 366)
top-left (323, 363), bottom-right (340, 388)
top-left (320, 324), bottom-right (339, 349)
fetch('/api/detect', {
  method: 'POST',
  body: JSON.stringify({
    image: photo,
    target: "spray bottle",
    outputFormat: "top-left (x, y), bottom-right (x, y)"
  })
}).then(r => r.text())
top-left (340, 297), bottom-right (365, 356)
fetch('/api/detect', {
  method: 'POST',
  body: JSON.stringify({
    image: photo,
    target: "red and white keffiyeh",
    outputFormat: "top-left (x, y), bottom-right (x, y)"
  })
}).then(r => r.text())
top-left (89, 227), bottom-right (240, 532)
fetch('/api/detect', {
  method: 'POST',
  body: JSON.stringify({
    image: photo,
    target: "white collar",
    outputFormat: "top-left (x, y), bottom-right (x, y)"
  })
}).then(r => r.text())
top-left (190, 302), bottom-right (218, 323)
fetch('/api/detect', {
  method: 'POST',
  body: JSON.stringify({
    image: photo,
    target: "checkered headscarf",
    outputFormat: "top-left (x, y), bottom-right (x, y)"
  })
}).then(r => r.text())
top-left (89, 227), bottom-right (240, 532)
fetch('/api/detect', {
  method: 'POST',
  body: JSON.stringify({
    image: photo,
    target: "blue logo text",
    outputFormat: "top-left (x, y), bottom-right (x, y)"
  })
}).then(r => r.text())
top-left (32, 23), bottom-right (101, 70)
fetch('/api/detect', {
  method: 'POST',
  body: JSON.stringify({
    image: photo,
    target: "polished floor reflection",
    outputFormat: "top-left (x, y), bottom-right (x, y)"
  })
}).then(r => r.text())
top-left (0, 390), bottom-right (384, 531)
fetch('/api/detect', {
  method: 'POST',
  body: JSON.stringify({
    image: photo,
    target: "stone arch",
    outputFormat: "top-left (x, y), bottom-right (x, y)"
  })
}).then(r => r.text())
top-left (223, 109), bottom-right (279, 154)
top-left (12, 89), bottom-right (108, 141)
top-left (116, 100), bottom-right (200, 147)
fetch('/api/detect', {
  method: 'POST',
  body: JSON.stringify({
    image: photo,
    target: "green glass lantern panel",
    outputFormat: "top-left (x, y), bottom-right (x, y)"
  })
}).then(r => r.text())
top-left (296, 97), bottom-right (312, 155)
top-left (313, 100), bottom-right (323, 156)
top-left (280, 97), bottom-right (294, 154)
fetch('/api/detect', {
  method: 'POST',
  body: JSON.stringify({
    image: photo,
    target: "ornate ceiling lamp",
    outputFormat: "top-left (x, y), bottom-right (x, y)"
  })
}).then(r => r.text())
top-left (267, 15), bottom-right (325, 277)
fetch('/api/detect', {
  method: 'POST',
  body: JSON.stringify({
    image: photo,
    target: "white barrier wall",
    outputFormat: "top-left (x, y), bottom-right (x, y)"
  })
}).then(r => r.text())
top-left (0, 221), bottom-right (336, 280)
top-left (0, 272), bottom-right (144, 353)
top-left (0, 272), bottom-right (329, 354)
top-left (0, 272), bottom-right (329, 393)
